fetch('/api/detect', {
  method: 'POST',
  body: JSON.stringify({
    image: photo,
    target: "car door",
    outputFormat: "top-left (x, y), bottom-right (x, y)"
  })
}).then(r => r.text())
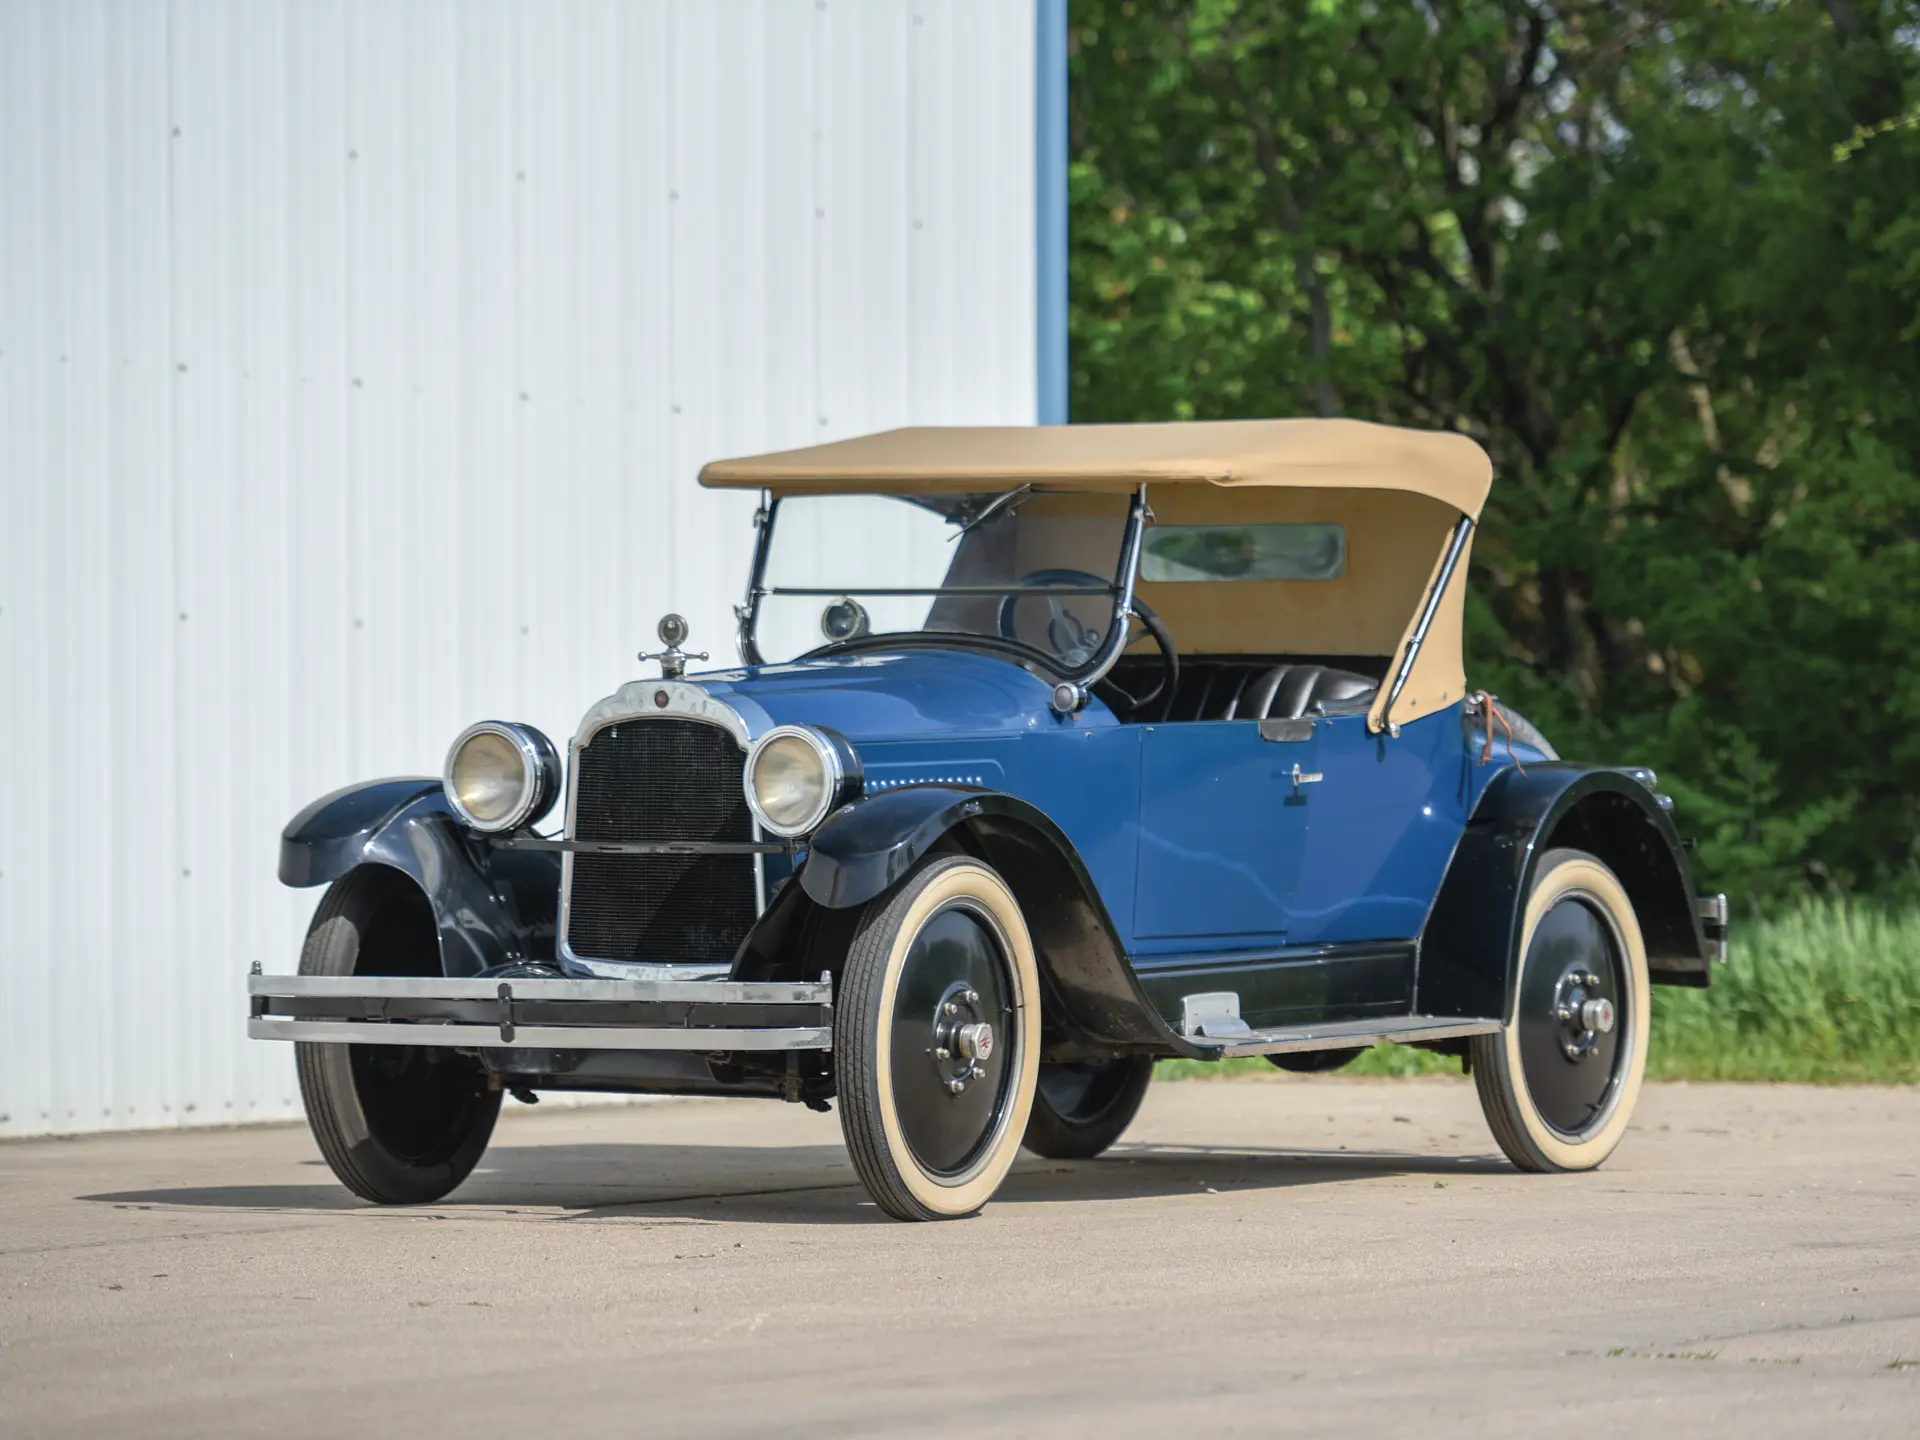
top-left (1130, 718), bottom-right (1315, 947)
top-left (1286, 705), bottom-right (1470, 945)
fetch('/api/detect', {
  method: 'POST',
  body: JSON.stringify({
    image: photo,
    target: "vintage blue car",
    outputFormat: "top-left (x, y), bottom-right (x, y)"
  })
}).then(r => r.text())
top-left (252, 420), bottom-right (1728, 1221)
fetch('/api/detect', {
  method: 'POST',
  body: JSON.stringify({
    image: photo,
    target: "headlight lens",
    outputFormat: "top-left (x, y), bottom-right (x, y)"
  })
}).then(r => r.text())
top-left (745, 725), bottom-right (857, 837)
top-left (443, 722), bottom-right (560, 833)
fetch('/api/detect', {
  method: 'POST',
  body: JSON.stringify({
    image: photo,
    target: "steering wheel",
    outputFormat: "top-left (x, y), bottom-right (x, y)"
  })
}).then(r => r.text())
top-left (996, 568), bottom-right (1179, 717)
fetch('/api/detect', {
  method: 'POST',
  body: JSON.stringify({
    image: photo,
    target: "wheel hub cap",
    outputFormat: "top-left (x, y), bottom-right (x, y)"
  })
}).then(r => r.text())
top-left (1516, 895), bottom-right (1629, 1138)
top-left (1552, 967), bottom-right (1614, 1061)
top-left (930, 983), bottom-right (993, 1093)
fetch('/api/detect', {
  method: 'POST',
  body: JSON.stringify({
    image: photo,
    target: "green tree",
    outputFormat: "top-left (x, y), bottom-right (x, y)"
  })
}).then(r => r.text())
top-left (1071, 0), bottom-right (1920, 901)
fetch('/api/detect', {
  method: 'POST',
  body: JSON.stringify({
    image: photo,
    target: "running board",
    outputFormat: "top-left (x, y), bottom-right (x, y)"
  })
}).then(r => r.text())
top-left (1184, 1014), bottom-right (1502, 1060)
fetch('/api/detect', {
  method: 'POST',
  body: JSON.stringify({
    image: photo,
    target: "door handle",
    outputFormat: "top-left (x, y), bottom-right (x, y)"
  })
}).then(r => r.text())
top-left (1289, 763), bottom-right (1323, 794)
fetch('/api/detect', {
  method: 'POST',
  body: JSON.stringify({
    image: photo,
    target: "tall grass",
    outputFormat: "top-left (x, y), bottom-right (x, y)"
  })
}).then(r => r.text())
top-left (1650, 899), bottom-right (1920, 1083)
top-left (1156, 899), bottom-right (1920, 1085)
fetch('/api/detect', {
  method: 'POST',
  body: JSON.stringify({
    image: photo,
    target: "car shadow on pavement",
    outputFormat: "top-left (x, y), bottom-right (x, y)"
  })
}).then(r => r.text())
top-left (78, 1140), bottom-right (1513, 1225)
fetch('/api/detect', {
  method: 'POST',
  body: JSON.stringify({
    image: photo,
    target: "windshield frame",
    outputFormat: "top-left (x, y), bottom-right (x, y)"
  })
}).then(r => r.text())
top-left (735, 485), bottom-right (1149, 683)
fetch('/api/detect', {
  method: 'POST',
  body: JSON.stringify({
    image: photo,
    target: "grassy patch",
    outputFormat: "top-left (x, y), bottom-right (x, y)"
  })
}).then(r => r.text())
top-left (1156, 900), bottom-right (1920, 1085)
top-left (1649, 900), bottom-right (1920, 1084)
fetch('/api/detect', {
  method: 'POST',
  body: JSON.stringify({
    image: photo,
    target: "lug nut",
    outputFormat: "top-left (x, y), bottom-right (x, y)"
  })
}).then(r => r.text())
top-left (944, 1002), bottom-right (958, 1017)
top-left (970, 1062), bottom-right (986, 1079)
top-left (964, 989), bottom-right (979, 1005)
top-left (934, 1047), bottom-right (950, 1060)
top-left (948, 1079), bottom-right (965, 1095)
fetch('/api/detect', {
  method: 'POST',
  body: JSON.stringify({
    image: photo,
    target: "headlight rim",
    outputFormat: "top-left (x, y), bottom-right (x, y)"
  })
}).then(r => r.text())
top-left (442, 720), bottom-right (561, 834)
top-left (744, 724), bottom-right (860, 838)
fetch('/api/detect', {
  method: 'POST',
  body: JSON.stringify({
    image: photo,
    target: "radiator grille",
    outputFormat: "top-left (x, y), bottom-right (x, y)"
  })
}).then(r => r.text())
top-left (563, 718), bottom-right (759, 963)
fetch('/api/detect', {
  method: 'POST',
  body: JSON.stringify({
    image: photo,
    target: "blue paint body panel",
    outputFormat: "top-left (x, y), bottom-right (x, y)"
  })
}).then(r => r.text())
top-left (1288, 709), bottom-right (1473, 944)
top-left (277, 637), bottom-right (1630, 1039)
top-left (694, 650), bottom-right (1500, 991)
top-left (1133, 723), bottom-right (1303, 945)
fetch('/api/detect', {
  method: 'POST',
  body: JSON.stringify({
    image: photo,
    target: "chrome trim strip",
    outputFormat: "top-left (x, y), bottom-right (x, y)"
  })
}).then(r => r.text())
top-left (1376, 514), bottom-right (1474, 733)
top-left (249, 1018), bottom-right (831, 1051)
top-left (247, 975), bottom-right (832, 1003)
top-left (1198, 1015), bottom-right (1502, 1059)
top-left (572, 681), bottom-right (755, 749)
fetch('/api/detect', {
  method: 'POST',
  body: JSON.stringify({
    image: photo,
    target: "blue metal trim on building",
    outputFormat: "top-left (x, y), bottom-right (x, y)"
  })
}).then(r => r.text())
top-left (1035, 0), bottom-right (1070, 424)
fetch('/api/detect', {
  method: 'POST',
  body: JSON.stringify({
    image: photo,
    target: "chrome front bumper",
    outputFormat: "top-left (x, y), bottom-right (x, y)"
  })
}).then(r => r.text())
top-left (247, 972), bottom-right (832, 1051)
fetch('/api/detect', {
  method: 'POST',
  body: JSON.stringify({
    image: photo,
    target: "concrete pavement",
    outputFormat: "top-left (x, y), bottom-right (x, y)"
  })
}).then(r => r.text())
top-left (3, 1077), bottom-right (1917, 1436)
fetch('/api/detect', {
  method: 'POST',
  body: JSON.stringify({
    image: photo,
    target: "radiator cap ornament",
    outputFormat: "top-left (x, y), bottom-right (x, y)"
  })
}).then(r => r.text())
top-left (638, 613), bottom-right (708, 680)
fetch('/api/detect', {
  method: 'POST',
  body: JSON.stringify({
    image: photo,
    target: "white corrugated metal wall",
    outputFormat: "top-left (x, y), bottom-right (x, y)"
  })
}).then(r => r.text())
top-left (0, 0), bottom-right (1039, 1137)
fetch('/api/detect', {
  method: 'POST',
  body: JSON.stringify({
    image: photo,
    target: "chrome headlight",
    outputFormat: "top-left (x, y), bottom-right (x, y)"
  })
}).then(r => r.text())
top-left (744, 725), bottom-right (861, 838)
top-left (443, 721), bottom-right (561, 833)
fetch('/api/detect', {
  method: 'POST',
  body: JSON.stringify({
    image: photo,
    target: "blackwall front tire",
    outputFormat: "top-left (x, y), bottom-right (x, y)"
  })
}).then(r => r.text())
top-left (295, 867), bottom-right (501, 1205)
top-left (836, 855), bottom-right (1041, 1220)
top-left (1470, 848), bottom-right (1650, 1173)
top-left (1023, 1056), bottom-right (1154, 1160)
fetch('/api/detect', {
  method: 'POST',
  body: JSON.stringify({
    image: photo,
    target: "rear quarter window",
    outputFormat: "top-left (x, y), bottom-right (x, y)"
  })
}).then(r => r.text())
top-left (1140, 522), bottom-right (1345, 582)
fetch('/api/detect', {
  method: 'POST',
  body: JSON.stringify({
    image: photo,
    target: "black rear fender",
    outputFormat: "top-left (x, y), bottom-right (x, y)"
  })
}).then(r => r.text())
top-left (766, 786), bottom-right (1193, 1056)
top-left (1418, 765), bottom-right (1712, 1022)
top-left (278, 779), bottom-right (560, 976)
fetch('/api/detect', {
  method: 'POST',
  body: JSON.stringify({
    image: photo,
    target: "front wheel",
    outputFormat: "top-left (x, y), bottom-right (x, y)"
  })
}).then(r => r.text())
top-left (295, 867), bottom-right (501, 1204)
top-left (1470, 848), bottom-right (1650, 1172)
top-left (836, 855), bottom-right (1041, 1220)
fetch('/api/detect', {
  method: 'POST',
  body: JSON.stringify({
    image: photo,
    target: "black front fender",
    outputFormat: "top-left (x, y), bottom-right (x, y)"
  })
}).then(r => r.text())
top-left (1419, 765), bottom-right (1713, 1022)
top-left (279, 779), bottom-right (560, 977)
top-left (799, 785), bottom-right (1002, 909)
top-left (799, 786), bottom-right (1197, 1055)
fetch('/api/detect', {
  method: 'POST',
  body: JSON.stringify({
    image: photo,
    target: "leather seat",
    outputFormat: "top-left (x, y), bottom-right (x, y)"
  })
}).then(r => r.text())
top-left (1223, 663), bottom-right (1379, 721)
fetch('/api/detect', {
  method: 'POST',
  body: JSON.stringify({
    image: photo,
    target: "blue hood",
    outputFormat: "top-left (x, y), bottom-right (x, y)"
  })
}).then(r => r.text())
top-left (693, 649), bottom-right (1104, 742)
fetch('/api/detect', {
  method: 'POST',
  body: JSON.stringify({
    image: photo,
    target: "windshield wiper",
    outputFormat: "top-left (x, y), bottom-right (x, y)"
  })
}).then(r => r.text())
top-left (950, 484), bottom-right (1032, 542)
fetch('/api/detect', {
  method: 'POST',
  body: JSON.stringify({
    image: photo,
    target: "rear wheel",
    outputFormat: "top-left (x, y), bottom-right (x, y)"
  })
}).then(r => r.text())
top-left (1470, 848), bottom-right (1649, 1172)
top-left (295, 867), bottom-right (500, 1204)
top-left (836, 855), bottom-right (1041, 1220)
top-left (1022, 1056), bottom-right (1154, 1159)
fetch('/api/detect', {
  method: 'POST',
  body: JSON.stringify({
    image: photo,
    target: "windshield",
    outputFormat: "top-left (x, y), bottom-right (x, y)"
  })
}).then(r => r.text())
top-left (747, 490), bottom-right (1134, 673)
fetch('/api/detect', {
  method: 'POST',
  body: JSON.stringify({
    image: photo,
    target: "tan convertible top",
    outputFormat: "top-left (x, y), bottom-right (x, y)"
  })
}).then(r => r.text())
top-left (699, 419), bottom-right (1491, 519)
top-left (701, 420), bottom-right (1491, 731)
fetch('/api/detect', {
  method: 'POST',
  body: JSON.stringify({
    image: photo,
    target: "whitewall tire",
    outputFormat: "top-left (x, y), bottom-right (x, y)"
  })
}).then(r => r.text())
top-left (836, 855), bottom-right (1042, 1220)
top-left (1470, 848), bottom-right (1651, 1173)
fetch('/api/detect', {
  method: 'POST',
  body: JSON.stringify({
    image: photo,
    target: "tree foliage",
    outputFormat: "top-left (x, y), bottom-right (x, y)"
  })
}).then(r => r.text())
top-left (1070, 0), bottom-right (1920, 902)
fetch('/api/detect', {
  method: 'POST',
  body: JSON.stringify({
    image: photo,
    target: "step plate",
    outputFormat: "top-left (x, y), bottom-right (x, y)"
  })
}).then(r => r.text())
top-left (1195, 1015), bottom-right (1502, 1059)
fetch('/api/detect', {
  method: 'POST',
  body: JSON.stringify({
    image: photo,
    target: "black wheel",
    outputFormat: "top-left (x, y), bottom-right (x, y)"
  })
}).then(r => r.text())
top-left (1268, 1048), bottom-right (1362, 1074)
top-left (1023, 1056), bottom-right (1154, 1159)
top-left (295, 867), bottom-right (501, 1204)
top-left (1470, 848), bottom-right (1650, 1172)
top-left (836, 855), bottom-right (1041, 1220)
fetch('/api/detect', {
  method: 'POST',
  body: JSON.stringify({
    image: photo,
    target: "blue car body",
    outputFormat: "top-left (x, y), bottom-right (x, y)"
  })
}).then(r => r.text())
top-left (278, 641), bottom-right (1712, 1066)
top-left (271, 419), bottom-right (1724, 1081)
top-left (258, 420), bottom-right (1732, 1217)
